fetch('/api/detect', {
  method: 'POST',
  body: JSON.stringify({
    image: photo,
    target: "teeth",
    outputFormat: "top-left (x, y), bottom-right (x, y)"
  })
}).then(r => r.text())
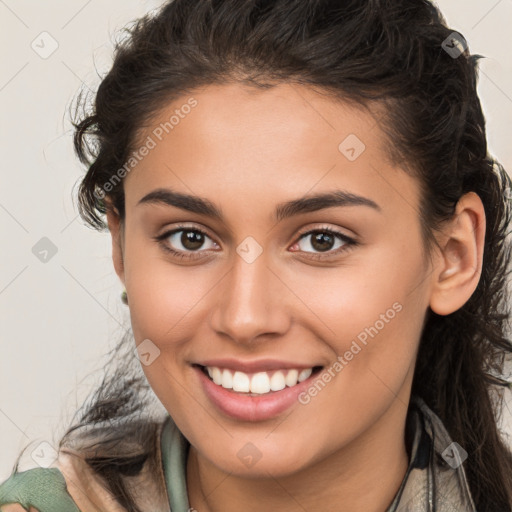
top-left (222, 369), bottom-right (233, 389)
top-left (250, 372), bottom-right (271, 394)
top-left (211, 367), bottom-right (222, 385)
top-left (285, 369), bottom-right (298, 387)
top-left (269, 371), bottom-right (286, 391)
top-left (232, 371), bottom-right (250, 392)
top-left (203, 366), bottom-right (315, 395)
top-left (298, 368), bottom-right (312, 382)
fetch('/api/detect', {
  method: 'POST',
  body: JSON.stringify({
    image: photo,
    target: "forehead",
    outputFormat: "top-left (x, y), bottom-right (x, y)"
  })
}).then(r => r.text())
top-left (130, 82), bottom-right (386, 175)
top-left (123, 82), bottom-right (420, 224)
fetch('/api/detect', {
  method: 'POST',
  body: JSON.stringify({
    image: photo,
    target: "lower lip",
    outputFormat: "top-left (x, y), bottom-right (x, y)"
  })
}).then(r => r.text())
top-left (194, 365), bottom-right (320, 422)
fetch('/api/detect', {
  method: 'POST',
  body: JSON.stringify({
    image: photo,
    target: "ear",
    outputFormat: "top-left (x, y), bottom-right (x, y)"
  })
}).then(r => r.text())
top-left (429, 192), bottom-right (486, 316)
top-left (105, 200), bottom-right (125, 285)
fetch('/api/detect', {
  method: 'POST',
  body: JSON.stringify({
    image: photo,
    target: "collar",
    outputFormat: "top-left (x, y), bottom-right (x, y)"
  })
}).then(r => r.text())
top-left (386, 395), bottom-right (476, 511)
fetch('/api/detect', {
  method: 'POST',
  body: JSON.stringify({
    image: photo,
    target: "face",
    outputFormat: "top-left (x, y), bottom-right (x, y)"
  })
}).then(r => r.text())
top-left (110, 82), bottom-right (435, 477)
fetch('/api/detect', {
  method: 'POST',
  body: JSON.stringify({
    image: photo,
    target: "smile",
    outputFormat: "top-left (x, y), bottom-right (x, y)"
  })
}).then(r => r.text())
top-left (201, 365), bottom-right (322, 395)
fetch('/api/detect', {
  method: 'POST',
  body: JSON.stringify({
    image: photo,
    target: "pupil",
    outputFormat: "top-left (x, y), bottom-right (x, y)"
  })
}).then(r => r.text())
top-left (182, 230), bottom-right (204, 250)
top-left (312, 232), bottom-right (333, 252)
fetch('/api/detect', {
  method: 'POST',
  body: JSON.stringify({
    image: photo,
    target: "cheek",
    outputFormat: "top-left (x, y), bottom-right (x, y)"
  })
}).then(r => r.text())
top-left (123, 236), bottom-right (214, 344)
top-left (289, 242), bottom-right (425, 341)
top-left (289, 246), bottom-right (427, 399)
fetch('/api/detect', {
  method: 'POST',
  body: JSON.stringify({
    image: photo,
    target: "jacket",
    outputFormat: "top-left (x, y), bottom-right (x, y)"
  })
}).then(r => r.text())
top-left (0, 395), bottom-right (477, 511)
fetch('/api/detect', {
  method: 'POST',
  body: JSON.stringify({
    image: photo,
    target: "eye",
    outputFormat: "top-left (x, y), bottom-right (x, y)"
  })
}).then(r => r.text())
top-left (154, 223), bottom-right (357, 262)
top-left (154, 224), bottom-right (218, 260)
top-left (291, 226), bottom-right (357, 260)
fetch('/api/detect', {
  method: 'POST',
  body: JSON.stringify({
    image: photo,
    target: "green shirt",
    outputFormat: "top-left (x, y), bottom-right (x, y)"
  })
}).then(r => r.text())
top-left (0, 396), bottom-right (476, 511)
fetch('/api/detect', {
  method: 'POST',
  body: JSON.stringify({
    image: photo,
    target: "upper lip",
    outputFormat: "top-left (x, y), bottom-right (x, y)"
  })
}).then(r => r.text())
top-left (195, 358), bottom-right (322, 373)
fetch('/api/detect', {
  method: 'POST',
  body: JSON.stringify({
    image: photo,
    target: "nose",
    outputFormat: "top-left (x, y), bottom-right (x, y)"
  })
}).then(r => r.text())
top-left (209, 248), bottom-right (291, 346)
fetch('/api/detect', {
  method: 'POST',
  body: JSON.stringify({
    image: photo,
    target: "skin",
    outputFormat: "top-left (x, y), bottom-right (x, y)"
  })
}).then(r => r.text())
top-left (105, 82), bottom-right (485, 512)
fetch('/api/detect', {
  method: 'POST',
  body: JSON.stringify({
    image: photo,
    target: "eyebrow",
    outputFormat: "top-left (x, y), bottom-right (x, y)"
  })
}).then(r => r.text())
top-left (137, 187), bottom-right (381, 222)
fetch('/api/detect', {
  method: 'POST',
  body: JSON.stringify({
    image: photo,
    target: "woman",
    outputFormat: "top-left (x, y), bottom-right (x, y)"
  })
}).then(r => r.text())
top-left (1, 0), bottom-right (512, 510)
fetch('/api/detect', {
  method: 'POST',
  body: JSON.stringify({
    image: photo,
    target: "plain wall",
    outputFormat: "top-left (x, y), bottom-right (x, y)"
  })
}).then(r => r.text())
top-left (1, 0), bottom-right (511, 479)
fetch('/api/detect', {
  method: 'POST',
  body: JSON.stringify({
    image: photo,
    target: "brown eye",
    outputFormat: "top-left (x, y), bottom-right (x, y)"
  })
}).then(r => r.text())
top-left (154, 225), bottom-right (219, 260)
top-left (310, 232), bottom-right (336, 252)
top-left (164, 228), bottom-right (217, 252)
top-left (295, 229), bottom-right (351, 254)
top-left (179, 230), bottom-right (206, 250)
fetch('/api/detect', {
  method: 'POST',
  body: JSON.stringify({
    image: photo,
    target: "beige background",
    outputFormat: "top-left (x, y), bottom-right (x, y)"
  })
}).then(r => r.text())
top-left (1, 0), bottom-right (511, 480)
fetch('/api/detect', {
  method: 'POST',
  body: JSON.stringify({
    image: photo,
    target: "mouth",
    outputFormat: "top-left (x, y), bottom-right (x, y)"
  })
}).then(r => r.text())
top-left (193, 364), bottom-right (324, 396)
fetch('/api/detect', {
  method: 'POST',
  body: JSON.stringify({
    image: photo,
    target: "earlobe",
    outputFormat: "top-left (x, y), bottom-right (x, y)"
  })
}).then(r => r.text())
top-left (105, 203), bottom-right (125, 285)
top-left (429, 192), bottom-right (486, 316)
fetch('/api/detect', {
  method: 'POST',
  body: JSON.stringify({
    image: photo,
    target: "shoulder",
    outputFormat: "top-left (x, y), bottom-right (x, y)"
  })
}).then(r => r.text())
top-left (0, 456), bottom-right (120, 512)
top-left (58, 416), bottom-right (171, 510)
top-left (403, 395), bottom-right (477, 511)
top-left (0, 466), bottom-right (80, 512)
top-left (0, 415), bottom-right (171, 512)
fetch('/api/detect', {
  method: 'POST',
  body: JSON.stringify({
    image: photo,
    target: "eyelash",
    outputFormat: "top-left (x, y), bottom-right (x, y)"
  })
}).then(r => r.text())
top-left (153, 223), bottom-right (358, 262)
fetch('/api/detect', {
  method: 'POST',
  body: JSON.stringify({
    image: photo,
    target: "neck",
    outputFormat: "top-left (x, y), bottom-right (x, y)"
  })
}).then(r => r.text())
top-left (186, 396), bottom-right (411, 512)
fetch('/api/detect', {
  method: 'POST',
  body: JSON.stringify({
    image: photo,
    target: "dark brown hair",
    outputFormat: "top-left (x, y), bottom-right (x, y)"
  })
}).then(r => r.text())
top-left (19, 1), bottom-right (512, 510)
